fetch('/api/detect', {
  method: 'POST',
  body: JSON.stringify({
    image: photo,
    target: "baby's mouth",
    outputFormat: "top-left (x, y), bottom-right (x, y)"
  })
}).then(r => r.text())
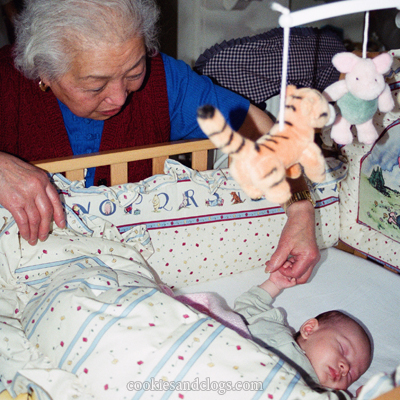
top-left (329, 367), bottom-right (339, 381)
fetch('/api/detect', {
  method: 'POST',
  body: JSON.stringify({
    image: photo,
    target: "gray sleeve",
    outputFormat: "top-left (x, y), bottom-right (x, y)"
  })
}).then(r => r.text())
top-left (234, 286), bottom-right (282, 324)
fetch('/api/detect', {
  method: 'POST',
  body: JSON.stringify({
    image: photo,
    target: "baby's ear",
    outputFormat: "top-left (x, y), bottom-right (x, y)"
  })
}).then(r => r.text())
top-left (299, 318), bottom-right (319, 339)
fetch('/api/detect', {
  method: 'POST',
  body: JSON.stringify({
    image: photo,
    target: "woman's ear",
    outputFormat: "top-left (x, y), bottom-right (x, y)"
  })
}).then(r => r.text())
top-left (299, 318), bottom-right (319, 340)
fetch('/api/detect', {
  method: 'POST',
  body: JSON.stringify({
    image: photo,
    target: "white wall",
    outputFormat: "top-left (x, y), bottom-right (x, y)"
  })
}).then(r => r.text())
top-left (177, 0), bottom-right (366, 67)
top-left (177, 0), bottom-right (289, 66)
top-left (290, 0), bottom-right (365, 44)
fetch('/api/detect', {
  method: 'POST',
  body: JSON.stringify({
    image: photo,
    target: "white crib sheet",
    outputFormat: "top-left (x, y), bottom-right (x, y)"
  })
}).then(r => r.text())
top-left (175, 247), bottom-right (400, 395)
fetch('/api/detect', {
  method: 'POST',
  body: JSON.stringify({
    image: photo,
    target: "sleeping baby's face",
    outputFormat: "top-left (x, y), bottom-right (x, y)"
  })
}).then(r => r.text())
top-left (297, 317), bottom-right (371, 390)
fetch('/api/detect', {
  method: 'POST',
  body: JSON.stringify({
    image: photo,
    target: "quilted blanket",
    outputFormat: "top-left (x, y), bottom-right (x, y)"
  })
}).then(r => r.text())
top-left (0, 201), bottom-right (352, 399)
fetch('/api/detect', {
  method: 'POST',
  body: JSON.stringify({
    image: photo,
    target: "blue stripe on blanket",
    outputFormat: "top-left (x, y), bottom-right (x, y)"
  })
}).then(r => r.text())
top-left (24, 277), bottom-right (50, 286)
top-left (71, 288), bottom-right (158, 373)
top-left (0, 219), bottom-right (16, 239)
top-left (132, 316), bottom-right (212, 400)
top-left (281, 372), bottom-right (301, 400)
top-left (25, 276), bottom-right (134, 337)
top-left (56, 285), bottom-right (141, 368)
top-left (15, 256), bottom-right (109, 273)
top-left (251, 359), bottom-right (285, 400)
top-left (26, 275), bottom-right (117, 308)
top-left (25, 279), bottom-right (87, 335)
top-left (19, 261), bottom-right (117, 290)
top-left (160, 324), bottom-right (226, 400)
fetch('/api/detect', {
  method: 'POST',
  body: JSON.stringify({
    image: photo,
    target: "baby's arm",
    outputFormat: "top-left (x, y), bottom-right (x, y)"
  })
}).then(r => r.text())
top-left (234, 264), bottom-right (297, 319)
top-left (234, 270), bottom-right (296, 334)
top-left (259, 268), bottom-right (297, 298)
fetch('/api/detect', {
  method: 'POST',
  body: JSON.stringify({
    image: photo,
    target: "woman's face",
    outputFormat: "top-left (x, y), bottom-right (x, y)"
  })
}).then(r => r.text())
top-left (44, 37), bottom-right (147, 120)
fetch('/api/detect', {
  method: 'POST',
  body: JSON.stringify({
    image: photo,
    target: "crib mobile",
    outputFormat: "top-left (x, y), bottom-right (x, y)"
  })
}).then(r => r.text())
top-left (197, 0), bottom-right (400, 203)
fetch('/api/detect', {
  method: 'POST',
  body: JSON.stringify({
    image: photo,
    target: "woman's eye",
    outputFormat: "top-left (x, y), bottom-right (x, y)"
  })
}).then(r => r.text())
top-left (91, 86), bottom-right (106, 93)
top-left (84, 84), bottom-right (105, 93)
top-left (127, 72), bottom-right (144, 81)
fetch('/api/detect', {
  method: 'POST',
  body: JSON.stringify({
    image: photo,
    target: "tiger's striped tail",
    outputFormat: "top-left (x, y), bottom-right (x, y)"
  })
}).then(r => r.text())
top-left (197, 105), bottom-right (247, 156)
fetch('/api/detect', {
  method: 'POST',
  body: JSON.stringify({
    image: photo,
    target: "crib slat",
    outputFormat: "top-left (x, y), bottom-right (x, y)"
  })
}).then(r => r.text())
top-left (65, 169), bottom-right (85, 182)
top-left (192, 150), bottom-right (208, 171)
top-left (153, 156), bottom-right (168, 175)
top-left (110, 162), bottom-right (128, 186)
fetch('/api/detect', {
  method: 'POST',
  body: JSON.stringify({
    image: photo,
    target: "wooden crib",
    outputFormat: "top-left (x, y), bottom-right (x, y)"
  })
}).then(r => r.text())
top-left (33, 139), bottom-right (216, 185)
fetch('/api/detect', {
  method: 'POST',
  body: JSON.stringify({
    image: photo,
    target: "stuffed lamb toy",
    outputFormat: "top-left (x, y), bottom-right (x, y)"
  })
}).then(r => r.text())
top-left (323, 52), bottom-right (394, 145)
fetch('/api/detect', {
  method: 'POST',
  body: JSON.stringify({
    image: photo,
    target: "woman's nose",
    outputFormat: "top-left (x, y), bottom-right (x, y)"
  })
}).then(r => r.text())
top-left (104, 81), bottom-right (128, 106)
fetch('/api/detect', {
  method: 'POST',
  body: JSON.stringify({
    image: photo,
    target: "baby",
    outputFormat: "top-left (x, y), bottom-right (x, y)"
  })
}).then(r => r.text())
top-left (234, 270), bottom-right (372, 392)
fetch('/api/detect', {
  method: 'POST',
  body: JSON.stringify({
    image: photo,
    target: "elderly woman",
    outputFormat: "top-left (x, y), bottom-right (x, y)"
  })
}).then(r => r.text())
top-left (0, 0), bottom-right (319, 283)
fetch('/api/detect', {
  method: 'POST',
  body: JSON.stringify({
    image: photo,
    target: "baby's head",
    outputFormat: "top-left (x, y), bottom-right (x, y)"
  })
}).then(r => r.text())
top-left (295, 310), bottom-right (372, 390)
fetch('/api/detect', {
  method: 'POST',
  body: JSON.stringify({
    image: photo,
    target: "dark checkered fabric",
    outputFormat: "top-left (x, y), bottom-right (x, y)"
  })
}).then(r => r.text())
top-left (194, 27), bottom-right (346, 107)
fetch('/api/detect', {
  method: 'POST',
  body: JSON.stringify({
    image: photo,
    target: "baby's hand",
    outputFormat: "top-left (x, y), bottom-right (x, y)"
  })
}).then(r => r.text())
top-left (269, 269), bottom-right (297, 291)
top-left (259, 262), bottom-right (297, 297)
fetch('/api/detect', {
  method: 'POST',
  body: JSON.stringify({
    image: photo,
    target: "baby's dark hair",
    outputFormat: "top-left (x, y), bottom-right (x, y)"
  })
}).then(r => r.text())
top-left (316, 310), bottom-right (359, 326)
top-left (294, 310), bottom-right (372, 355)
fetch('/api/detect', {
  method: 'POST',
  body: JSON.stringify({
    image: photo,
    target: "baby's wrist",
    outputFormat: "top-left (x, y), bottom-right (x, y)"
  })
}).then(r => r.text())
top-left (259, 279), bottom-right (282, 298)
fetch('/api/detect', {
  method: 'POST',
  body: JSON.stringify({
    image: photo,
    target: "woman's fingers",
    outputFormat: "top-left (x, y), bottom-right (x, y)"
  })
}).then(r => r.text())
top-left (0, 153), bottom-right (65, 245)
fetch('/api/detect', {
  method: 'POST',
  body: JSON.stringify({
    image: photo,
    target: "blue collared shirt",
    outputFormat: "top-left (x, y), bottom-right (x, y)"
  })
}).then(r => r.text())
top-left (58, 99), bottom-right (104, 187)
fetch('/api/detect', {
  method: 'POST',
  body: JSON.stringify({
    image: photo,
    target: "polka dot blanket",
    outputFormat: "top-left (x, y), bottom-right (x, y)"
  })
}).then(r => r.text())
top-left (0, 205), bottom-right (355, 400)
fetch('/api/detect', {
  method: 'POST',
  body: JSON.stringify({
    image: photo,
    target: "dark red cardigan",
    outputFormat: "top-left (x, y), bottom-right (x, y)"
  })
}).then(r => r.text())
top-left (0, 46), bottom-right (171, 186)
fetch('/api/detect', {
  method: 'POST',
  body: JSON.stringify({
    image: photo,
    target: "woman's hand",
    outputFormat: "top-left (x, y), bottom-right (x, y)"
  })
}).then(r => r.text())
top-left (265, 199), bottom-right (320, 284)
top-left (0, 152), bottom-right (66, 245)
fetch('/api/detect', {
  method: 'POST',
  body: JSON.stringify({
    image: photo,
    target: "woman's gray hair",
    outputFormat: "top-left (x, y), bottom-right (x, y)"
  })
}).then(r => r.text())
top-left (14, 0), bottom-right (160, 81)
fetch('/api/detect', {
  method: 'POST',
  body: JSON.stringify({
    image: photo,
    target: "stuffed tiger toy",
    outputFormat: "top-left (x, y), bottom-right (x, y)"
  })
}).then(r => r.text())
top-left (197, 85), bottom-right (332, 204)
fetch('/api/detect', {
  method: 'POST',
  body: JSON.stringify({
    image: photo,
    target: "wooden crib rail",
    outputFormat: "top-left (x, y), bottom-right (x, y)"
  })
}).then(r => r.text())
top-left (374, 387), bottom-right (400, 400)
top-left (33, 139), bottom-right (216, 186)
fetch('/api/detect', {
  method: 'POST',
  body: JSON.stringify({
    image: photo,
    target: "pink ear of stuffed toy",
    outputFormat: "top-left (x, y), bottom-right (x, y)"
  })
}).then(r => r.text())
top-left (323, 52), bottom-right (394, 145)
